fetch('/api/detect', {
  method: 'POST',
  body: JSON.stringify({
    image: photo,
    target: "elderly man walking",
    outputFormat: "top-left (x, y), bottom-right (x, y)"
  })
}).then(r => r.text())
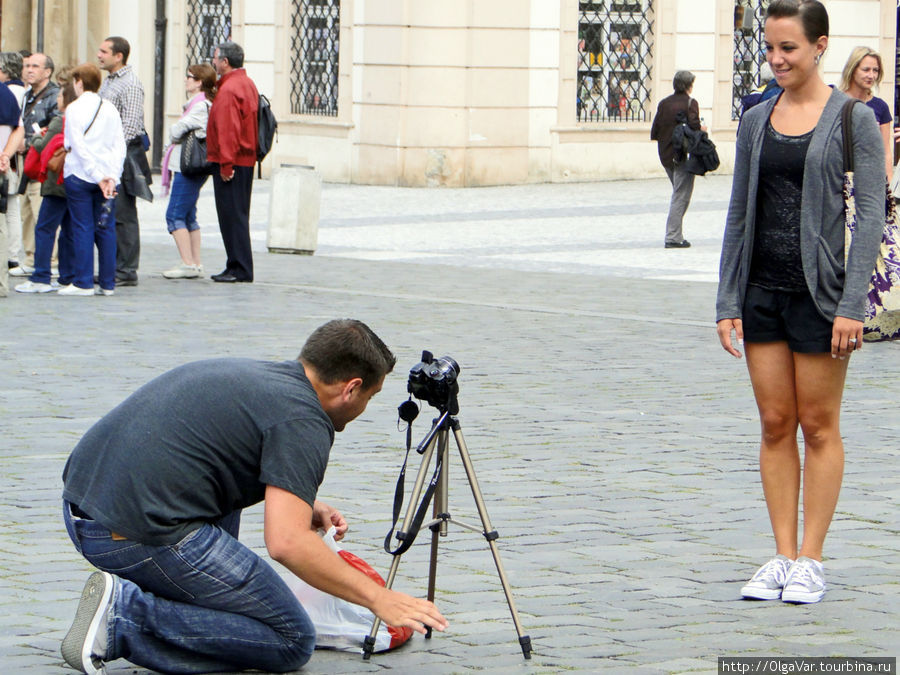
top-left (207, 41), bottom-right (258, 283)
top-left (98, 36), bottom-right (152, 287)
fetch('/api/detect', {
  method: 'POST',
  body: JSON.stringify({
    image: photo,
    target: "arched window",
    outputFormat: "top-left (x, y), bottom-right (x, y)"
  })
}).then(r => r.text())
top-left (290, 0), bottom-right (340, 116)
top-left (577, 1), bottom-right (654, 123)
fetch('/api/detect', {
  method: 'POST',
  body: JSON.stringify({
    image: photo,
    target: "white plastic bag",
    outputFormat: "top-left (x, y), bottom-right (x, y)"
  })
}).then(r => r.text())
top-left (284, 527), bottom-right (412, 653)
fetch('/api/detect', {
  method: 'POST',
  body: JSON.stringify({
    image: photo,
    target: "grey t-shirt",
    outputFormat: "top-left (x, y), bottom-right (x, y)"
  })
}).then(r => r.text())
top-left (62, 358), bottom-right (334, 546)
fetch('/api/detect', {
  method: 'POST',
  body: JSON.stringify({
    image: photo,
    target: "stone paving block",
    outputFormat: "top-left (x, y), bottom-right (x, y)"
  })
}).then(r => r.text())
top-left (2, 177), bottom-right (898, 671)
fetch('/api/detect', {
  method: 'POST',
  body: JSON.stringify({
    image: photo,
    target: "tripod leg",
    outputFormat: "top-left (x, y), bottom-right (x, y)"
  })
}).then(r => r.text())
top-left (452, 422), bottom-right (533, 659)
top-left (363, 429), bottom-right (441, 660)
top-left (426, 429), bottom-right (450, 638)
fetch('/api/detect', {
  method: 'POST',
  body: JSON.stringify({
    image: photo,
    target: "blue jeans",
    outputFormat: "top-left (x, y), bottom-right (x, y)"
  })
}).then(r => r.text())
top-left (63, 502), bottom-right (315, 674)
top-left (166, 171), bottom-right (207, 233)
top-left (30, 195), bottom-right (74, 285)
top-left (64, 176), bottom-right (117, 290)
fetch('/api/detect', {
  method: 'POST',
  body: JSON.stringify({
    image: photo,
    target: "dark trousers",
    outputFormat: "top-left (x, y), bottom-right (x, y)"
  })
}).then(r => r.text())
top-left (115, 190), bottom-right (140, 277)
top-left (212, 164), bottom-right (254, 281)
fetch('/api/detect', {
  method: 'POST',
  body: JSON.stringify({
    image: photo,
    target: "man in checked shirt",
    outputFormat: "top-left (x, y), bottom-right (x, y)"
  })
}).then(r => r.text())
top-left (98, 36), bottom-right (152, 287)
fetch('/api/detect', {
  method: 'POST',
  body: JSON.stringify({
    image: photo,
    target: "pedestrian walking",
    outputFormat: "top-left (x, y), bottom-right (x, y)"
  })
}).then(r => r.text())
top-left (650, 70), bottom-right (703, 249)
top-left (716, 0), bottom-right (884, 604)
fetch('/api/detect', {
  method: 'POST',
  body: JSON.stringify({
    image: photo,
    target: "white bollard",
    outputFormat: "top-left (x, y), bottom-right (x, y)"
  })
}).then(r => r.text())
top-left (266, 164), bottom-right (321, 254)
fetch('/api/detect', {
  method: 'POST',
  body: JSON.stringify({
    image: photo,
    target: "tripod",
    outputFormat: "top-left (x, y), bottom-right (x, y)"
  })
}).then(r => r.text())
top-left (362, 409), bottom-right (532, 660)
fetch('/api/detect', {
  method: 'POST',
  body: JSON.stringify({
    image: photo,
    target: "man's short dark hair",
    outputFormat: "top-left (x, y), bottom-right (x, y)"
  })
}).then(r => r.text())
top-left (217, 41), bottom-right (244, 69)
top-left (300, 319), bottom-right (396, 390)
top-left (105, 36), bottom-right (131, 65)
top-left (42, 53), bottom-right (55, 76)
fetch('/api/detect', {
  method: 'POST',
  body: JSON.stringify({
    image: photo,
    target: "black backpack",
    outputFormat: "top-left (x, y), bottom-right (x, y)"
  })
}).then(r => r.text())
top-left (257, 94), bottom-right (277, 176)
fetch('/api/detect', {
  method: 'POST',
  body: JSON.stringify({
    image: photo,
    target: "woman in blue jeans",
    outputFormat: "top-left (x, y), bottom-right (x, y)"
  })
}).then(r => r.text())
top-left (62, 63), bottom-right (125, 296)
top-left (161, 63), bottom-right (216, 279)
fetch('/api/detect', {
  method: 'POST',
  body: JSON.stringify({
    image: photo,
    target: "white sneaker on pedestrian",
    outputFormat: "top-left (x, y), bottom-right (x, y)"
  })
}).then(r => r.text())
top-left (61, 571), bottom-right (116, 675)
top-left (195, 263), bottom-right (204, 278)
top-left (781, 556), bottom-right (826, 604)
top-left (9, 264), bottom-right (33, 277)
top-left (163, 262), bottom-right (200, 279)
top-left (15, 280), bottom-right (55, 294)
top-left (740, 554), bottom-right (794, 600)
top-left (95, 288), bottom-right (115, 296)
top-left (58, 284), bottom-right (95, 296)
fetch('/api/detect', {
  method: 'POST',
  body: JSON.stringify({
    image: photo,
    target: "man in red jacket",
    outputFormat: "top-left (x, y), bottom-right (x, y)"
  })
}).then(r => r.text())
top-left (207, 41), bottom-right (258, 283)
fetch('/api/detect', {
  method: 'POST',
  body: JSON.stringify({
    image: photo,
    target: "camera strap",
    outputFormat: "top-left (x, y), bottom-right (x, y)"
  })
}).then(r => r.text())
top-left (383, 413), bottom-right (444, 556)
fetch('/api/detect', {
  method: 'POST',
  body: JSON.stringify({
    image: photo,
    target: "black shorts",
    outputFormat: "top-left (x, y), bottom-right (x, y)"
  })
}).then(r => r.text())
top-left (742, 285), bottom-right (833, 353)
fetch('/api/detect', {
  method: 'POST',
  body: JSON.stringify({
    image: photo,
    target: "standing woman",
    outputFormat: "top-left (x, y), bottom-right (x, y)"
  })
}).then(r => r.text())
top-left (160, 63), bottom-right (216, 279)
top-left (839, 46), bottom-right (893, 180)
top-left (716, 0), bottom-right (884, 604)
top-left (62, 63), bottom-right (125, 296)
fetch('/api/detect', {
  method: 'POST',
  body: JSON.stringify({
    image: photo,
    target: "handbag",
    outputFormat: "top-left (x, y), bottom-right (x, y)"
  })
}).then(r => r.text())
top-left (46, 146), bottom-right (66, 174)
top-left (841, 100), bottom-right (900, 342)
top-left (179, 129), bottom-right (212, 176)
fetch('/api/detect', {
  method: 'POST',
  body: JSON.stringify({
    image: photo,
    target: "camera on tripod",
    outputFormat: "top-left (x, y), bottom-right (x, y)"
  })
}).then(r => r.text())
top-left (407, 351), bottom-right (460, 414)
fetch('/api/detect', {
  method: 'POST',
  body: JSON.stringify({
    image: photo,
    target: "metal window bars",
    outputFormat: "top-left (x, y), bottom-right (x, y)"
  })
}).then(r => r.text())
top-left (733, 0), bottom-right (770, 120)
top-left (185, 0), bottom-right (232, 66)
top-left (290, 0), bottom-right (340, 116)
top-left (577, 0), bottom-right (654, 123)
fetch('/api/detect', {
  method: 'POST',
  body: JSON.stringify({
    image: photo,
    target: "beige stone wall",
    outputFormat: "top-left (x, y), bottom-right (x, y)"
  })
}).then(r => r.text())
top-left (6, 0), bottom-right (897, 185)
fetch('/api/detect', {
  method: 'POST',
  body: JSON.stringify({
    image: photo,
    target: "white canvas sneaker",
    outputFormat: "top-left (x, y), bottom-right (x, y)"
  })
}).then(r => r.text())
top-left (61, 571), bottom-right (116, 674)
top-left (781, 557), bottom-right (826, 604)
top-left (740, 554), bottom-right (794, 600)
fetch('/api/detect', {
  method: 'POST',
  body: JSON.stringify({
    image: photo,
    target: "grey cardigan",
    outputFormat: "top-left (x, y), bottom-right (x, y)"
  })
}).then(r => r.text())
top-left (716, 88), bottom-right (884, 323)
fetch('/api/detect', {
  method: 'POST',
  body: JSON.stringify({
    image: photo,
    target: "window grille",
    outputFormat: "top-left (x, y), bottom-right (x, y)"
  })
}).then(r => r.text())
top-left (290, 0), bottom-right (340, 116)
top-left (577, 0), bottom-right (654, 123)
top-left (186, 0), bottom-right (232, 65)
top-left (733, 0), bottom-right (769, 120)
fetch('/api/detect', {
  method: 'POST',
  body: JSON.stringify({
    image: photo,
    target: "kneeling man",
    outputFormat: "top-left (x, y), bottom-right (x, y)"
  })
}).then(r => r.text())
top-left (60, 318), bottom-right (447, 674)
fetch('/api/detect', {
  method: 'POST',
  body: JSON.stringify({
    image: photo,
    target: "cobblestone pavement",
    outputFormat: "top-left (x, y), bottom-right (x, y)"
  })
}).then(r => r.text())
top-left (1, 174), bottom-right (897, 674)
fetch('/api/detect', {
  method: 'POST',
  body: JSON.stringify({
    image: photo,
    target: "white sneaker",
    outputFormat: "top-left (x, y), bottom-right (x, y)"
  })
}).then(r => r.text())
top-left (61, 571), bottom-right (116, 675)
top-left (195, 263), bottom-right (204, 278)
top-left (95, 288), bottom-right (115, 296)
top-left (781, 557), bottom-right (826, 604)
top-left (58, 284), bottom-right (95, 296)
top-left (163, 262), bottom-right (200, 279)
top-left (741, 554), bottom-right (794, 600)
top-left (9, 264), bottom-right (33, 277)
top-left (15, 280), bottom-right (55, 294)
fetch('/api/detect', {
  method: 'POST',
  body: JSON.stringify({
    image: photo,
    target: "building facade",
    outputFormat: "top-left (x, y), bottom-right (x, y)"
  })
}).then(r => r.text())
top-left (1, 0), bottom-right (896, 185)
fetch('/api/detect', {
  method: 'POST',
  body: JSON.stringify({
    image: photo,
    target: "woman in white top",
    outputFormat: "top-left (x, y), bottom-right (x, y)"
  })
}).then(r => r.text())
top-left (62, 62), bottom-right (125, 295)
top-left (160, 64), bottom-right (216, 279)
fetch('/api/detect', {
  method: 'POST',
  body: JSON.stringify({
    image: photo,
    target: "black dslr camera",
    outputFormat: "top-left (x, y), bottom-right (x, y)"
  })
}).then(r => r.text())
top-left (407, 351), bottom-right (460, 414)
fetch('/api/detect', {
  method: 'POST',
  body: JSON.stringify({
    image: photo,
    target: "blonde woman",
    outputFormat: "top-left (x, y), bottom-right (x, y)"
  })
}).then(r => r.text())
top-left (839, 46), bottom-right (892, 179)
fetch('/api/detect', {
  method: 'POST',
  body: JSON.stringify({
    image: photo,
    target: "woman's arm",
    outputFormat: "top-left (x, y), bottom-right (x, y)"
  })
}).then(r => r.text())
top-left (838, 104), bottom-right (886, 321)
